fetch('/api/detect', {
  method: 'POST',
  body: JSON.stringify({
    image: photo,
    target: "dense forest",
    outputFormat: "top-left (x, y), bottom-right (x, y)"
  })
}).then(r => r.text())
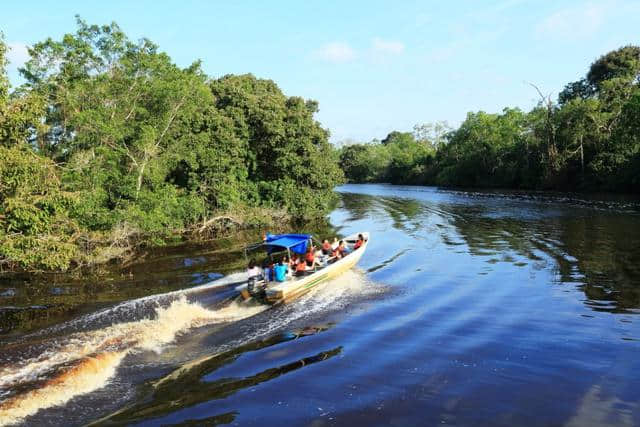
top-left (0, 18), bottom-right (343, 271)
top-left (340, 46), bottom-right (640, 193)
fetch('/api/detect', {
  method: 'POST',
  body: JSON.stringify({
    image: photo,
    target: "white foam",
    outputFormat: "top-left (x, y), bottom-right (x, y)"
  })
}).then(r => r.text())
top-left (0, 296), bottom-right (267, 425)
top-left (226, 269), bottom-right (382, 347)
top-left (0, 269), bottom-right (380, 425)
top-left (25, 271), bottom-right (249, 338)
top-left (0, 352), bottom-right (126, 426)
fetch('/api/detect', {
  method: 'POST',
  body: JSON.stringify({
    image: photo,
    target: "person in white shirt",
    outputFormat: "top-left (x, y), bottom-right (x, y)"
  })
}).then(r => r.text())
top-left (247, 259), bottom-right (262, 279)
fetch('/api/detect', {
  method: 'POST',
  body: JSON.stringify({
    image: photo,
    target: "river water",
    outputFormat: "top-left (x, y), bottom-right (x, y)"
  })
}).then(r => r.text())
top-left (1, 184), bottom-right (639, 426)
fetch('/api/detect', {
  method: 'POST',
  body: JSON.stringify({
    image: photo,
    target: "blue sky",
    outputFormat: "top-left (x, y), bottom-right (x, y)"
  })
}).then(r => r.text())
top-left (2, 0), bottom-right (639, 142)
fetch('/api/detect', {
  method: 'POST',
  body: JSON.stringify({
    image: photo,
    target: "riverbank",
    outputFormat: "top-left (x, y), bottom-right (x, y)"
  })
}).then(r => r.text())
top-left (0, 204), bottom-right (291, 274)
top-left (1, 19), bottom-right (344, 274)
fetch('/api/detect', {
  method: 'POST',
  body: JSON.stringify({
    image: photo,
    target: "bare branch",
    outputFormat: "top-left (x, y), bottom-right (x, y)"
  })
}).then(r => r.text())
top-left (526, 81), bottom-right (553, 106)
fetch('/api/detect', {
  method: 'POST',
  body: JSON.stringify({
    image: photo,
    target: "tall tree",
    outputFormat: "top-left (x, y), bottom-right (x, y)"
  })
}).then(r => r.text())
top-left (587, 45), bottom-right (640, 89)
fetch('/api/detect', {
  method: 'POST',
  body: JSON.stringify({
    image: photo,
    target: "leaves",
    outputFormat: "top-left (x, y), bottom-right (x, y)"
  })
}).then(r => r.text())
top-left (0, 19), bottom-right (343, 271)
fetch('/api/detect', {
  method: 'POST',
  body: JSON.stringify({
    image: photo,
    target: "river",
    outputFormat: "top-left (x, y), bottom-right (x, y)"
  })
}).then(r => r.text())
top-left (1, 184), bottom-right (639, 426)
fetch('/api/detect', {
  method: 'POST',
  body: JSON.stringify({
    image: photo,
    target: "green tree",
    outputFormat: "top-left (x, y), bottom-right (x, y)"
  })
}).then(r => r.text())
top-left (559, 46), bottom-right (640, 105)
top-left (0, 145), bottom-right (79, 270)
top-left (434, 109), bottom-right (528, 187)
top-left (413, 121), bottom-right (452, 149)
top-left (0, 17), bottom-right (345, 271)
top-left (0, 35), bottom-right (46, 147)
top-left (559, 78), bottom-right (595, 105)
top-left (339, 143), bottom-right (391, 183)
top-left (381, 130), bottom-right (413, 146)
top-left (587, 45), bottom-right (640, 89)
top-left (556, 98), bottom-right (601, 183)
top-left (210, 74), bottom-right (343, 219)
top-left (384, 132), bottom-right (433, 184)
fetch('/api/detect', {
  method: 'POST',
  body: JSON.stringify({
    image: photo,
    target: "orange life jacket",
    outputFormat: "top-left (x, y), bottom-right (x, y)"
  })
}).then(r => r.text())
top-left (296, 261), bottom-right (307, 272)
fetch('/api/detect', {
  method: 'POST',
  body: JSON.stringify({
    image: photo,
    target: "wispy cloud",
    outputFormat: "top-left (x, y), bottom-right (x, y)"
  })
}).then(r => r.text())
top-left (314, 38), bottom-right (406, 64)
top-left (536, 2), bottom-right (608, 40)
top-left (315, 42), bottom-right (356, 63)
top-left (371, 37), bottom-right (405, 56)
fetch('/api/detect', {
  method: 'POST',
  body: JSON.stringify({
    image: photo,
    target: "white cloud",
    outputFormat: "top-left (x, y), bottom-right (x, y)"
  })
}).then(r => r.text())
top-left (536, 3), bottom-right (608, 40)
top-left (371, 37), bottom-right (405, 55)
top-left (314, 38), bottom-right (405, 65)
top-left (315, 42), bottom-right (356, 63)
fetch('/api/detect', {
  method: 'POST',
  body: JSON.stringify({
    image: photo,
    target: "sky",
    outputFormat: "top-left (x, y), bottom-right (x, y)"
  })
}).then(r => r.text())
top-left (2, 0), bottom-right (639, 143)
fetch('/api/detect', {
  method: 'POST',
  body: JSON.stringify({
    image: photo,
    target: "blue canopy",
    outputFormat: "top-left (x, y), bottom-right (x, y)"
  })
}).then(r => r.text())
top-left (265, 233), bottom-right (311, 254)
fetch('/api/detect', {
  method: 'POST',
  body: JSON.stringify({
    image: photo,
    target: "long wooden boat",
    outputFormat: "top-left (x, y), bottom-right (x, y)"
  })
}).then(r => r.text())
top-left (238, 232), bottom-right (369, 304)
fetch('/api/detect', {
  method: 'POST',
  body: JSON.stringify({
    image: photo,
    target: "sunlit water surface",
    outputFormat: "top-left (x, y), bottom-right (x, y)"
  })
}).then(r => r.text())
top-left (1, 184), bottom-right (639, 426)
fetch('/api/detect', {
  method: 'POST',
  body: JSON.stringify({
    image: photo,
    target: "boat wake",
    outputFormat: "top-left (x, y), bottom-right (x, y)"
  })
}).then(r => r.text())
top-left (0, 294), bottom-right (266, 425)
top-left (0, 269), bottom-right (381, 426)
top-left (0, 351), bottom-right (127, 426)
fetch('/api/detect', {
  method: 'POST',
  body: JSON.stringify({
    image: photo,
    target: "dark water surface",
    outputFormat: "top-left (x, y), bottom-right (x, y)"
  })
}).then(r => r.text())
top-left (1, 184), bottom-right (639, 426)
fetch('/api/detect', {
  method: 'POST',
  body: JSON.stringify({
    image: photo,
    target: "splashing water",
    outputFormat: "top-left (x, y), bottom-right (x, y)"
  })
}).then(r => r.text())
top-left (0, 352), bottom-right (127, 426)
top-left (21, 271), bottom-right (250, 340)
top-left (0, 296), bottom-right (267, 425)
top-left (221, 269), bottom-right (383, 350)
top-left (0, 269), bottom-right (380, 425)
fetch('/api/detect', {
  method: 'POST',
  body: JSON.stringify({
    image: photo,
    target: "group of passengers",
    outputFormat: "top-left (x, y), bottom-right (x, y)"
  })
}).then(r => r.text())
top-left (247, 234), bottom-right (365, 284)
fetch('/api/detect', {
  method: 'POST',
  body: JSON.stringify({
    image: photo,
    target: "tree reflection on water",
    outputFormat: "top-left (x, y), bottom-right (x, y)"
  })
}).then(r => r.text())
top-left (338, 190), bottom-right (640, 313)
top-left (97, 326), bottom-right (337, 425)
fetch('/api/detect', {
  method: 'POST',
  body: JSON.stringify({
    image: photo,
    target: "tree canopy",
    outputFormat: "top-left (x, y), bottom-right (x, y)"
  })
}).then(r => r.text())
top-left (0, 18), bottom-right (343, 271)
top-left (341, 45), bottom-right (640, 194)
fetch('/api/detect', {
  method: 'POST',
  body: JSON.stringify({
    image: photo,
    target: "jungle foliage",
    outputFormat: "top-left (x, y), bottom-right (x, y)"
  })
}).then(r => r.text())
top-left (340, 45), bottom-right (640, 193)
top-left (0, 19), bottom-right (343, 271)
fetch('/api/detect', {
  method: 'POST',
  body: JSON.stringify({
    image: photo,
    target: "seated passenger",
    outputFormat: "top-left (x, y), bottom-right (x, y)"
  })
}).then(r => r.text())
top-left (274, 259), bottom-right (288, 282)
top-left (281, 255), bottom-right (292, 275)
top-left (247, 259), bottom-right (262, 279)
top-left (262, 256), bottom-right (274, 283)
top-left (333, 240), bottom-right (347, 259)
top-left (353, 234), bottom-right (365, 250)
top-left (295, 260), bottom-right (308, 276)
top-left (290, 253), bottom-right (299, 268)
top-left (305, 246), bottom-right (316, 268)
top-left (331, 247), bottom-right (341, 260)
top-left (321, 239), bottom-right (332, 255)
top-left (315, 246), bottom-right (325, 264)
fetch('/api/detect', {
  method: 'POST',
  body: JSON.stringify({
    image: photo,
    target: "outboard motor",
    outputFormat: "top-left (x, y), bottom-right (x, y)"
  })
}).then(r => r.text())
top-left (247, 276), bottom-right (267, 300)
